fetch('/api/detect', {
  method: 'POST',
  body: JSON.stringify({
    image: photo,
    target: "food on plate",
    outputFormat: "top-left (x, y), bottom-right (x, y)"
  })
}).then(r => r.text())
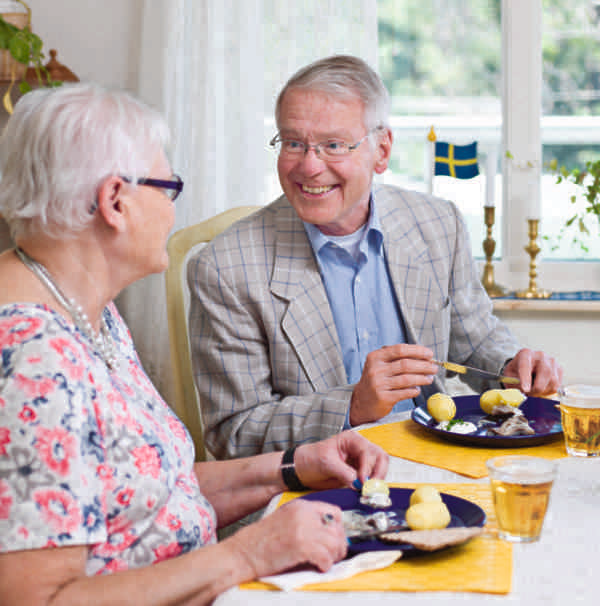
top-left (405, 501), bottom-right (451, 530)
top-left (427, 393), bottom-right (456, 422)
top-left (480, 388), bottom-right (526, 414)
top-left (436, 419), bottom-right (477, 434)
top-left (342, 509), bottom-right (399, 538)
top-left (379, 526), bottom-right (483, 551)
top-left (360, 478), bottom-right (392, 508)
top-left (409, 485), bottom-right (443, 507)
top-left (491, 413), bottom-right (535, 436)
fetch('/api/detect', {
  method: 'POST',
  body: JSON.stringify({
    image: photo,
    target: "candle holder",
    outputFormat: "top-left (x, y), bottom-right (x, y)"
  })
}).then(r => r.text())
top-left (515, 218), bottom-right (552, 299)
top-left (481, 206), bottom-right (508, 297)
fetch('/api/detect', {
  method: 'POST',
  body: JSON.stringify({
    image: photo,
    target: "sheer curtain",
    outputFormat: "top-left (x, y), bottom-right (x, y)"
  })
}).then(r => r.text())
top-left (120, 0), bottom-right (377, 406)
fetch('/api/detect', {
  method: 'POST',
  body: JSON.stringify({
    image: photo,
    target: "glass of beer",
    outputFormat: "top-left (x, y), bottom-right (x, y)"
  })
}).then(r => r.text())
top-left (486, 455), bottom-right (557, 543)
top-left (558, 383), bottom-right (600, 457)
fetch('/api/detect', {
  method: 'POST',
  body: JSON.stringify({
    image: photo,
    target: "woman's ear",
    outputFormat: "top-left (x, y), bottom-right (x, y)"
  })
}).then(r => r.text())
top-left (96, 176), bottom-right (128, 231)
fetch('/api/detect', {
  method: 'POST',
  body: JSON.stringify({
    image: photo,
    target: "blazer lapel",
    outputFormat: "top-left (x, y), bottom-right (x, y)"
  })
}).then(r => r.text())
top-left (378, 196), bottom-right (440, 350)
top-left (269, 204), bottom-right (347, 390)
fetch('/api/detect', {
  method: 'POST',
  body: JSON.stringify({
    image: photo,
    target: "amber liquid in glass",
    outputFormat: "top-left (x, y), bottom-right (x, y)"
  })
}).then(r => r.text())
top-left (490, 478), bottom-right (553, 542)
top-left (560, 404), bottom-right (600, 457)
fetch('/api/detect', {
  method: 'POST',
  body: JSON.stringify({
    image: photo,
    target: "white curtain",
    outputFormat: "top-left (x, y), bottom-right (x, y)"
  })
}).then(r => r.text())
top-left (120, 0), bottom-right (378, 406)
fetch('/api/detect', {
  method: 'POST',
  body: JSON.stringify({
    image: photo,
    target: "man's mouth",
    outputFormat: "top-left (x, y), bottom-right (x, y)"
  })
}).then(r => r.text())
top-left (301, 184), bottom-right (335, 195)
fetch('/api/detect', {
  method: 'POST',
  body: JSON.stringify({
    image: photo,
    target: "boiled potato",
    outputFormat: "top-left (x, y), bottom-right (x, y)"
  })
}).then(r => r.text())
top-left (480, 389), bottom-right (503, 414)
top-left (409, 485), bottom-right (443, 507)
top-left (499, 388), bottom-right (526, 407)
top-left (427, 393), bottom-right (456, 422)
top-left (480, 388), bottom-right (526, 414)
top-left (405, 501), bottom-right (451, 530)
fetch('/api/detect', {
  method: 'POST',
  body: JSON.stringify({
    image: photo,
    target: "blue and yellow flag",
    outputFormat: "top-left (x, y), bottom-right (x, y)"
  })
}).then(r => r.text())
top-left (434, 141), bottom-right (479, 179)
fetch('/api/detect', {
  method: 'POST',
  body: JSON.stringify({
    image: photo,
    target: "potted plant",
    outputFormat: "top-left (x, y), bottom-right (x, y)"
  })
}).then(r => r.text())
top-left (0, 0), bottom-right (61, 113)
top-left (547, 157), bottom-right (600, 254)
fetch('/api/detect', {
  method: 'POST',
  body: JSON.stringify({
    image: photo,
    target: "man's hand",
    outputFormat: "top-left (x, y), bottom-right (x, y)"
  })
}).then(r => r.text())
top-left (502, 348), bottom-right (563, 395)
top-left (349, 344), bottom-right (437, 426)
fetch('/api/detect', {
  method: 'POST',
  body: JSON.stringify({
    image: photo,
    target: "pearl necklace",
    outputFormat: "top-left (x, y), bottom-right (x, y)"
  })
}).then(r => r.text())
top-left (15, 247), bottom-right (117, 370)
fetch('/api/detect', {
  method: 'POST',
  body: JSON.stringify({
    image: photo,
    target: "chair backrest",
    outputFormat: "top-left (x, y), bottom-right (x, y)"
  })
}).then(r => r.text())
top-left (164, 205), bottom-right (261, 461)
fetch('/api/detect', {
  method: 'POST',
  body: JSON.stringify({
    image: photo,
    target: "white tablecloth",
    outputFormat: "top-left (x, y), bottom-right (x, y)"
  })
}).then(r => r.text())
top-left (215, 412), bottom-right (600, 606)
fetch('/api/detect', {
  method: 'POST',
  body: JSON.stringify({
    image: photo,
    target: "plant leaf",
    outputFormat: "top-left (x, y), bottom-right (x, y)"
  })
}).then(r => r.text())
top-left (8, 35), bottom-right (30, 64)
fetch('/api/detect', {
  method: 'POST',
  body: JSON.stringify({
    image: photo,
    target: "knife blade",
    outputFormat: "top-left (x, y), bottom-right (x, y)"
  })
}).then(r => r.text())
top-left (432, 359), bottom-right (520, 385)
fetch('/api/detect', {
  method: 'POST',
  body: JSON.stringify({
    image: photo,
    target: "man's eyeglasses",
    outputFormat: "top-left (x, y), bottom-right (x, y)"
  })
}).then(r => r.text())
top-left (121, 174), bottom-right (184, 201)
top-left (269, 127), bottom-right (382, 162)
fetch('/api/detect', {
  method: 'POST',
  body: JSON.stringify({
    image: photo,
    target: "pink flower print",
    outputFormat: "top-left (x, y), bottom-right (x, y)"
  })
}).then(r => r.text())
top-left (34, 488), bottom-right (82, 534)
top-left (153, 542), bottom-right (183, 563)
top-left (0, 316), bottom-right (42, 346)
top-left (167, 416), bottom-right (187, 441)
top-left (18, 405), bottom-right (37, 423)
top-left (132, 444), bottom-right (161, 478)
top-left (116, 488), bottom-right (134, 507)
top-left (49, 337), bottom-right (85, 380)
top-left (0, 396), bottom-right (5, 409)
top-left (15, 374), bottom-right (56, 399)
top-left (96, 464), bottom-right (116, 491)
top-left (0, 427), bottom-right (10, 456)
top-left (27, 355), bottom-right (42, 364)
top-left (0, 480), bottom-right (13, 518)
top-left (35, 426), bottom-right (76, 476)
top-left (94, 515), bottom-right (137, 556)
top-left (100, 559), bottom-right (128, 574)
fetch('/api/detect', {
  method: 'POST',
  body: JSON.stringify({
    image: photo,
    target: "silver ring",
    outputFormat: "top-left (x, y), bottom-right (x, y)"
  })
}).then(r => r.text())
top-left (322, 513), bottom-right (334, 526)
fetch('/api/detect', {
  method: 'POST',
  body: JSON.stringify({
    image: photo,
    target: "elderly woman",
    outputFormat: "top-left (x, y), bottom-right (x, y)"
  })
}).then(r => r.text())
top-left (0, 84), bottom-right (388, 605)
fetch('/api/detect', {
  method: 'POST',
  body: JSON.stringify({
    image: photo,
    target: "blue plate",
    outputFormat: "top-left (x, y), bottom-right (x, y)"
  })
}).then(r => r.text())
top-left (299, 487), bottom-right (486, 555)
top-left (412, 395), bottom-right (562, 447)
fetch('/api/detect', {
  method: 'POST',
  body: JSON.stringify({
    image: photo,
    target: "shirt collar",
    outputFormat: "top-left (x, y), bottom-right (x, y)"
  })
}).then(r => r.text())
top-left (303, 194), bottom-right (384, 255)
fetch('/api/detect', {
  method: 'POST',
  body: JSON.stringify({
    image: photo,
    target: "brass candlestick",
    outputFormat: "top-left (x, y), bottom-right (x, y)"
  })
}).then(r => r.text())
top-left (515, 219), bottom-right (552, 299)
top-left (481, 206), bottom-right (508, 297)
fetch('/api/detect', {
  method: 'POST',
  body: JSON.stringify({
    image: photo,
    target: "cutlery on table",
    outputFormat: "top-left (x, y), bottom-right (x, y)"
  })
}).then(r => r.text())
top-left (432, 359), bottom-right (520, 385)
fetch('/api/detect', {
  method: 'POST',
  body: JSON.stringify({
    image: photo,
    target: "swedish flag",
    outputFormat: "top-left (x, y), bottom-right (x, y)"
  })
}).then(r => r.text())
top-left (434, 141), bottom-right (479, 179)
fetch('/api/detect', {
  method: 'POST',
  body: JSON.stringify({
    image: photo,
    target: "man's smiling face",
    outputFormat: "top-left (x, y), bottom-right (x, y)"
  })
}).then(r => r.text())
top-left (276, 88), bottom-right (392, 236)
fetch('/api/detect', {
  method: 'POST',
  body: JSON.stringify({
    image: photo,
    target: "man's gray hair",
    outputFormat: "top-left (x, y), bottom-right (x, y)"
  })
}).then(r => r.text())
top-left (275, 55), bottom-right (390, 133)
top-left (0, 82), bottom-right (170, 240)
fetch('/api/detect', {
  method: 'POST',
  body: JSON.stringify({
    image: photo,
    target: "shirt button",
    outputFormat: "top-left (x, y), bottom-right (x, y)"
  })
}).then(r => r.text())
top-left (356, 276), bottom-right (361, 283)
top-left (362, 330), bottom-right (369, 340)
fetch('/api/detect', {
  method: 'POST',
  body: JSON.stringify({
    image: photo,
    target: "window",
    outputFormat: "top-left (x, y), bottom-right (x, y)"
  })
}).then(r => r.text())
top-left (380, 0), bottom-right (600, 293)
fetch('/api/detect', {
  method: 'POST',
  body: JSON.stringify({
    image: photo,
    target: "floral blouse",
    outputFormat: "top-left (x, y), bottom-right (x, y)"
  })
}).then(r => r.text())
top-left (0, 302), bottom-right (217, 575)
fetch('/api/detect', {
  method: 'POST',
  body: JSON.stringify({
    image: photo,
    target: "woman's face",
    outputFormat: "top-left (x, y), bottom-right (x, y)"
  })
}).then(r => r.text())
top-left (126, 148), bottom-right (176, 277)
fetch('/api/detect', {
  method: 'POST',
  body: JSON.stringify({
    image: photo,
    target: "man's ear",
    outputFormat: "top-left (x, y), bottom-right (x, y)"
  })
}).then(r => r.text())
top-left (96, 176), bottom-right (128, 231)
top-left (373, 127), bottom-right (393, 175)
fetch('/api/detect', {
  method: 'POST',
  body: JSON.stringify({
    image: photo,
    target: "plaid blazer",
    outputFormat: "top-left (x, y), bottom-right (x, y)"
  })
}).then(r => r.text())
top-left (188, 185), bottom-right (520, 459)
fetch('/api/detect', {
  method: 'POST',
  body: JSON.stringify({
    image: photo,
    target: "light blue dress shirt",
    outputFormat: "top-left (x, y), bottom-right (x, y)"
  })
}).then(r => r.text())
top-left (304, 197), bottom-right (416, 428)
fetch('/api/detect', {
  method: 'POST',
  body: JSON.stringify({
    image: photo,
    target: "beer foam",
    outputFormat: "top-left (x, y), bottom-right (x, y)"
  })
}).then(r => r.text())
top-left (560, 384), bottom-right (600, 408)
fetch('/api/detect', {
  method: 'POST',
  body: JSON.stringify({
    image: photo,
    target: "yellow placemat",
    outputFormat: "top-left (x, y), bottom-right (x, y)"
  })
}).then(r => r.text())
top-left (358, 420), bottom-right (567, 478)
top-left (241, 483), bottom-right (511, 594)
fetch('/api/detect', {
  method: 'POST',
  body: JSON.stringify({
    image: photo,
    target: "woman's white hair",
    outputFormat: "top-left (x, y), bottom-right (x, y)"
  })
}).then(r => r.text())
top-left (274, 55), bottom-right (390, 134)
top-left (0, 82), bottom-right (170, 240)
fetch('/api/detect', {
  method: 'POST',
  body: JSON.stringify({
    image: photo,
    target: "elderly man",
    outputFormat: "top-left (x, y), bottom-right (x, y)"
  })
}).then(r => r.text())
top-left (188, 55), bottom-right (562, 459)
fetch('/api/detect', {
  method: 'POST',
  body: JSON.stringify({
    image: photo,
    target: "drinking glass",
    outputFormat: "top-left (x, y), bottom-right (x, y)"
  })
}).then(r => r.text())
top-left (558, 383), bottom-right (600, 457)
top-left (486, 455), bottom-right (557, 543)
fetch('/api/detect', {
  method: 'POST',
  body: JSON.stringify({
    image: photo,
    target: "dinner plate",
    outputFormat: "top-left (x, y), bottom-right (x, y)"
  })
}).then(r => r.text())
top-left (411, 395), bottom-right (562, 447)
top-left (299, 487), bottom-right (486, 555)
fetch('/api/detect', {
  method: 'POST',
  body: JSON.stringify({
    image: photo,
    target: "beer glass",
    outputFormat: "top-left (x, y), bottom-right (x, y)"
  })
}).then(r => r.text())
top-left (558, 383), bottom-right (600, 457)
top-left (486, 455), bottom-right (557, 543)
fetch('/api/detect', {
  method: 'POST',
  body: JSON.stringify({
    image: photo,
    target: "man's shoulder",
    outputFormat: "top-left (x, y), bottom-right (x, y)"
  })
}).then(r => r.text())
top-left (189, 196), bottom-right (298, 261)
top-left (374, 184), bottom-right (459, 223)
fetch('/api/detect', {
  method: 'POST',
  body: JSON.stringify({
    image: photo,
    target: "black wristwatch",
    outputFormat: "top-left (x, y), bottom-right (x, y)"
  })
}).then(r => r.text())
top-left (280, 446), bottom-right (308, 491)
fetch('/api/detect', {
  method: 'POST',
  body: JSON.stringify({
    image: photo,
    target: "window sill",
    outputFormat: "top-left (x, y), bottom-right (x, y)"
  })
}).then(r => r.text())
top-left (492, 298), bottom-right (600, 313)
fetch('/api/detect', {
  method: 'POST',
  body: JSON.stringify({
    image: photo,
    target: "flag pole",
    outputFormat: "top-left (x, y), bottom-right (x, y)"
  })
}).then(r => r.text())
top-left (426, 126), bottom-right (436, 194)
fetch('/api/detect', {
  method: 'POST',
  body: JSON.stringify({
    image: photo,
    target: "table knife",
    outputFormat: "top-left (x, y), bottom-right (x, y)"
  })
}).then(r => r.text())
top-left (432, 359), bottom-right (520, 385)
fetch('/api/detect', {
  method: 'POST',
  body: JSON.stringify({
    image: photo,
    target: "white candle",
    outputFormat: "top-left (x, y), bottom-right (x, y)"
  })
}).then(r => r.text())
top-left (485, 149), bottom-right (497, 207)
top-left (526, 175), bottom-right (541, 220)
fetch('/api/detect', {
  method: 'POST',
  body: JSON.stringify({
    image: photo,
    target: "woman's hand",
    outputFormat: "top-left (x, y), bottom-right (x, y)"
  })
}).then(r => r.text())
top-left (224, 499), bottom-right (347, 578)
top-left (293, 430), bottom-right (389, 491)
